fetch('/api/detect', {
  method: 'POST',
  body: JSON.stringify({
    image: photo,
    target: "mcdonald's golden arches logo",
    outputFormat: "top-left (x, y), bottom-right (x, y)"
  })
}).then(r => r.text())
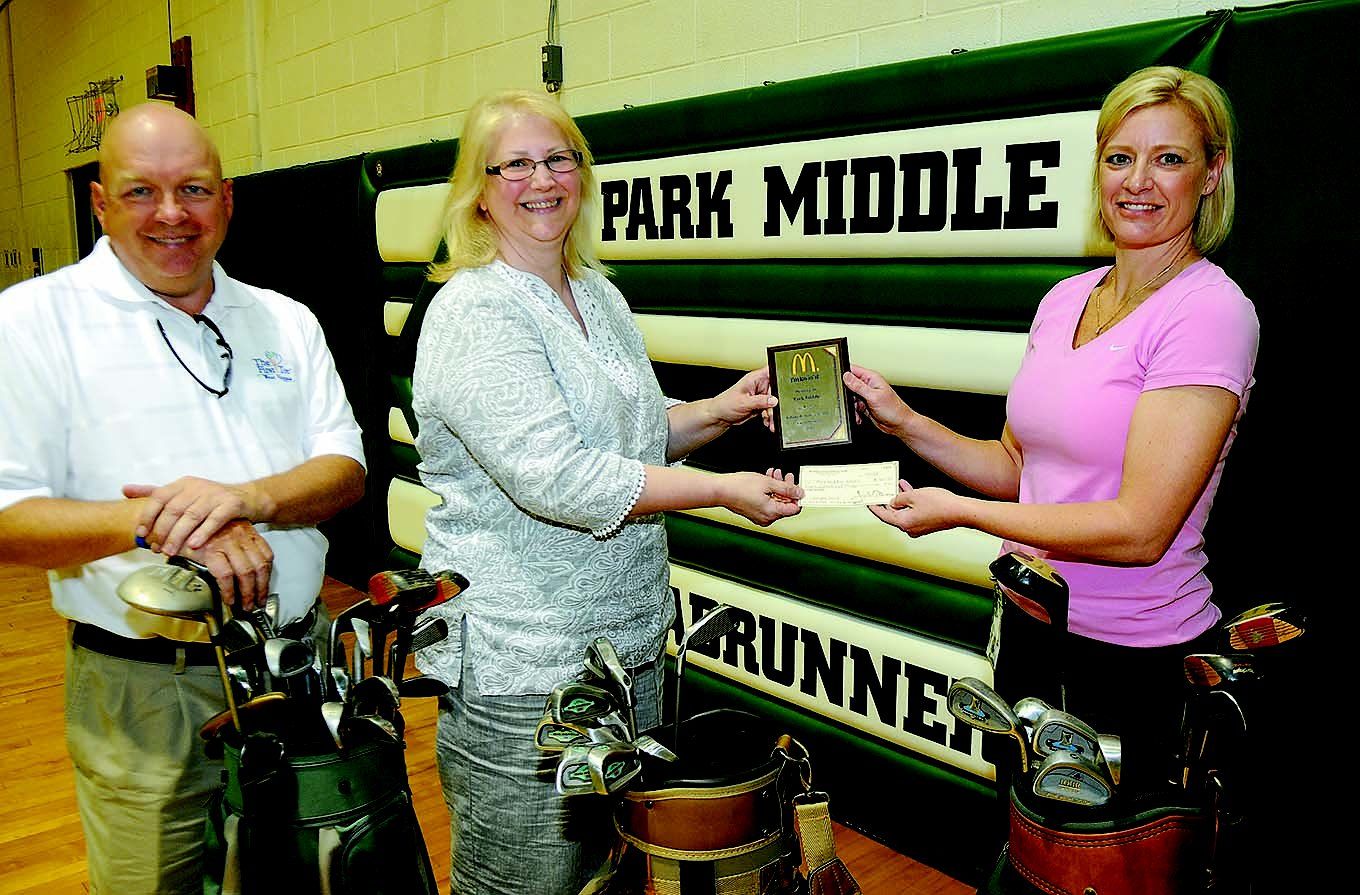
top-left (791, 352), bottom-right (818, 375)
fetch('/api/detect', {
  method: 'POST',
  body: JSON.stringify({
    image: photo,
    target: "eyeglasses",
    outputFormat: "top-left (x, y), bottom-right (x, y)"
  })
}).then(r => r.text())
top-left (156, 313), bottom-right (233, 399)
top-left (485, 150), bottom-right (583, 181)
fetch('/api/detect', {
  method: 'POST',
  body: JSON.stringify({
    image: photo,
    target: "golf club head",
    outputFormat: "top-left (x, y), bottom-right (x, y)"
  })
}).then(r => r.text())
top-left (1097, 733), bottom-right (1122, 787)
top-left (320, 701), bottom-right (346, 750)
top-left (587, 742), bottom-right (642, 795)
top-left (263, 638), bottom-right (313, 678)
top-left (1184, 653), bottom-right (1260, 687)
top-left (634, 734), bottom-right (678, 762)
top-left (1011, 696), bottom-right (1049, 734)
top-left (350, 617), bottom-right (372, 680)
top-left (948, 677), bottom-right (1029, 774)
top-left (397, 674), bottom-right (451, 699)
top-left (989, 551), bottom-right (1069, 627)
top-left (547, 681), bottom-right (621, 725)
top-left (198, 691), bottom-right (288, 742)
top-left (1224, 601), bottom-right (1307, 651)
top-left (329, 665), bottom-right (351, 705)
top-left (1032, 750), bottom-right (1114, 807)
top-left (340, 713), bottom-right (401, 748)
top-left (534, 718), bottom-right (624, 752)
top-left (673, 604), bottom-right (743, 744)
top-left (1032, 709), bottom-right (1100, 762)
top-left (682, 604), bottom-right (743, 655)
top-left (409, 616), bottom-right (450, 653)
top-left (585, 635), bottom-right (633, 734)
top-left (117, 562), bottom-right (215, 619)
top-left (368, 568), bottom-right (469, 613)
top-left (218, 616), bottom-right (261, 656)
top-left (948, 678), bottom-right (1020, 734)
top-left (351, 675), bottom-right (401, 720)
top-left (555, 745), bottom-right (598, 796)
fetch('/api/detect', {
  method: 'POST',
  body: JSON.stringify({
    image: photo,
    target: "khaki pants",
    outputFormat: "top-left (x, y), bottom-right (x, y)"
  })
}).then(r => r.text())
top-left (65, 625), bottom-right (225, 895)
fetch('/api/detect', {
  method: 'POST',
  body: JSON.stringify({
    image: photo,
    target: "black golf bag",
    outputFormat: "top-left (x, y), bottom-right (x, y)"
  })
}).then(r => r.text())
top-left (202, 736), bottom-right (437, 895)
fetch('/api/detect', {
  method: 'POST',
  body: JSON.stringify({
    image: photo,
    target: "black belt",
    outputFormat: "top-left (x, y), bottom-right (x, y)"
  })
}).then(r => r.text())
top-left (72, 622), bottom-right (219, 666)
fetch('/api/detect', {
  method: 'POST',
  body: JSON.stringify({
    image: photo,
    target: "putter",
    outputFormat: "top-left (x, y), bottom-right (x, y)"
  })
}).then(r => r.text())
top-left (672, 604), bottom-right (742, 746)
top-left (1031, 750), bottom-right (1114, 807)
top-left (947, 677), bottom-right (1030, 774)
top-left (117, 557), bottom-right (240, 732)
top-left (1222, 601), bottom-right (1306, 651)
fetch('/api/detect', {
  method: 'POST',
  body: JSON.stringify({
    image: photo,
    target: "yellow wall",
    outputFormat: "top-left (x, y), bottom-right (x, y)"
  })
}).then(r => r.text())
top-left (0, 0), bottom-right (1225, 290)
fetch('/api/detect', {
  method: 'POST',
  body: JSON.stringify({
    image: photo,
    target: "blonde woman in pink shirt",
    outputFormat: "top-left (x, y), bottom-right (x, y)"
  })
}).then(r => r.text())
top-left (848, 66), bottom-right (1257, 797)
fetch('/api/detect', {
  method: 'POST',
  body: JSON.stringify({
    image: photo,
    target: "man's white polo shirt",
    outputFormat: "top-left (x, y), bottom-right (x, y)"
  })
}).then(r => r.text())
top-left (0, 237), bottom-right (365, 639)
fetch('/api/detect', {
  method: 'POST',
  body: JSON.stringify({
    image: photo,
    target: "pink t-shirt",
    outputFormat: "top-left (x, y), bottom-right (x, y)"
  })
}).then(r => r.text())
top-left (1003, 258), bottom-right (1259, 646)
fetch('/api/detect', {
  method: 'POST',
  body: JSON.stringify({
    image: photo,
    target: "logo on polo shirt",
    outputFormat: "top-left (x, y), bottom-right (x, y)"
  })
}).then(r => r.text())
top-left (252, 351), bottom-right (294, 382)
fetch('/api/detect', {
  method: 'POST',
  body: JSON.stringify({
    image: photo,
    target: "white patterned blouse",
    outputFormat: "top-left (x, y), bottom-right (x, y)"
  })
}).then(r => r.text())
top-left (411, 260), bottom-right (675, 695)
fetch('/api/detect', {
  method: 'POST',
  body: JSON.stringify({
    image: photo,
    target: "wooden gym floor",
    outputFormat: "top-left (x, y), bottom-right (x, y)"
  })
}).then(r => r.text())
top-left (0, 560), bottom-right (972, 894)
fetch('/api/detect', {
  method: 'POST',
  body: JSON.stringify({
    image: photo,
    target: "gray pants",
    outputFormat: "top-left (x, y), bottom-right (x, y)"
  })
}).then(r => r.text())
top-left (436, 649), bottom-right (664, 895)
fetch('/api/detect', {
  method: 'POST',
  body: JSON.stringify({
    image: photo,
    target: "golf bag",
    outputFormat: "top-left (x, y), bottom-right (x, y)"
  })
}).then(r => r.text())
top-left (610, 709), bottom-right (860, 895)
top-left (982, 784), bottom-right (1236, 895)
top-left (202, 737), bottom-right (437, 895)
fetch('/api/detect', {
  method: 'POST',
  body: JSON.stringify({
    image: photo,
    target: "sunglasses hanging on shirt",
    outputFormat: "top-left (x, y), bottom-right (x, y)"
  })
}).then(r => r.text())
top-left (156, 313), bottom-right (233, 399)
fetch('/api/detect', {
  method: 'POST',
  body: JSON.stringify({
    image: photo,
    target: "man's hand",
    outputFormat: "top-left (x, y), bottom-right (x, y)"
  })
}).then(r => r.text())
top-left (123, 476), bottom-right (269, 557)
top-left (178, 519), bottom-right (274, 610)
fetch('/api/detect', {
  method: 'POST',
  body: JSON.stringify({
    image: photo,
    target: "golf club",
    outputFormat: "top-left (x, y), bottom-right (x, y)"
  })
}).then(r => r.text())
top-left (1031, 750), bottom-right (1114, 807)
top-left (672, 604), bottom-right (742, 746)
top-left (117, 557), bottom-right (240, 732)
top-left (1222, 601), bottom-right (1306, 651)
top-left (947, 677), bottom-right (1030, 774)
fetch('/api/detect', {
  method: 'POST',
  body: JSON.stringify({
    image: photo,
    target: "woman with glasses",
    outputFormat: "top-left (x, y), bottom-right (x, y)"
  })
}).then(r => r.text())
top-left (410, 89), bottom-right (801, 895)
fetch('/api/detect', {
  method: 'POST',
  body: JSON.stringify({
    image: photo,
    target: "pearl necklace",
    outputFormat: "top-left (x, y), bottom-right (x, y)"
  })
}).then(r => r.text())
top-left (1093, 248), bottom-right (1191, 336)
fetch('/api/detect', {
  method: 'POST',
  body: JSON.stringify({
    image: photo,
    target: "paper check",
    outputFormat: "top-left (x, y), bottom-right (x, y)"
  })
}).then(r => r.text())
top-left (798, 461), bottom-right (900, 507)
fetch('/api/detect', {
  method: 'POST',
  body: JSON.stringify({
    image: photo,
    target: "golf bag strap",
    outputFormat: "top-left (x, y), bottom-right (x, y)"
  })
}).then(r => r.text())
top-left (221, 814), bottom-right (242, 895)
top-left (793, 793), bottom-right (861, 895)
top-left (616, 822), bottom-right (785, 862)
top-left (318, 826), bottom-right (341, 895)
top-left (627, 834), bottom-right (794, 895)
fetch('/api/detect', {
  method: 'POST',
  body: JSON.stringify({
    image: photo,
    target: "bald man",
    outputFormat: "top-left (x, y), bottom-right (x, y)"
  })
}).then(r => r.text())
top-left (0, 104), bottom-right (365, 893)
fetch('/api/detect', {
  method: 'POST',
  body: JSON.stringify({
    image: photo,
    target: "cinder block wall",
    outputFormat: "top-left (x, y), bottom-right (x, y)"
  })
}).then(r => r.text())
top-left (0, 0), bottom-right (1225, 287)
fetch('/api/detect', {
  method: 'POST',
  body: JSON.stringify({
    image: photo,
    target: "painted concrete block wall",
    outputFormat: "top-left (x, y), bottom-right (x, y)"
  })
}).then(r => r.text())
top-left (0, 0), bottom-right (1227, 288)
